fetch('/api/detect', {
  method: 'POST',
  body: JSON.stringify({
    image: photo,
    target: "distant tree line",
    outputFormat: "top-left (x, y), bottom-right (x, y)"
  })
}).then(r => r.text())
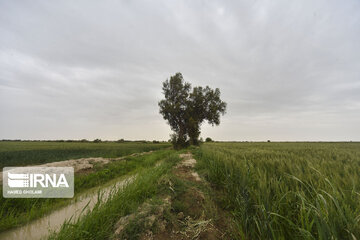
top-left (0, 139), bottom-right (168, 143)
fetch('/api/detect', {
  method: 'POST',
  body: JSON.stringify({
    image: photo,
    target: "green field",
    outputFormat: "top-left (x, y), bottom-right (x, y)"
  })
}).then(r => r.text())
top-left (195, 142), bottom-right (360, 239)
top-left (1, 142), bottom-right (359, 239)
top-left (0, 141), bottom-right (170, 168)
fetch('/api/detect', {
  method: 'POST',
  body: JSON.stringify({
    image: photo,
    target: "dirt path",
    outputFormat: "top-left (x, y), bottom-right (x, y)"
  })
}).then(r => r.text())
top-left (113, 152), bottom-right (230, 240)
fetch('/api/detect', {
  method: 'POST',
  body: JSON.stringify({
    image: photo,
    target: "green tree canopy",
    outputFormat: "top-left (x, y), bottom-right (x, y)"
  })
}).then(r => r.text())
top-left (158, 73), bottom-right (226, 148)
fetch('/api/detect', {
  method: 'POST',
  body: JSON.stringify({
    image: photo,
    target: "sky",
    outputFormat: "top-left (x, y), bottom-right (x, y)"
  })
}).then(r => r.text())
top-left (0, 0), bottom-right (359, 141)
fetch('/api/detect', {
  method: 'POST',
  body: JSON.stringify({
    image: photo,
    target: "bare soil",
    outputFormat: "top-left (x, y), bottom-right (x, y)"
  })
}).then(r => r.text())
top-left (0, 151), bottom-right (153, 184)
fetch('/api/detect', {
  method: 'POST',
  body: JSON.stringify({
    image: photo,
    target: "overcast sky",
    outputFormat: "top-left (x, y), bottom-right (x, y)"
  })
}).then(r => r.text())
top-left (0, 0), bottom-right (359, 141)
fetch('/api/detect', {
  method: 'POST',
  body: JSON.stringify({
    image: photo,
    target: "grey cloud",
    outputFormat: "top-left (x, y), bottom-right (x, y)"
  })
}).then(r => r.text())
top-left (0, 0), bottom-right (359, 140)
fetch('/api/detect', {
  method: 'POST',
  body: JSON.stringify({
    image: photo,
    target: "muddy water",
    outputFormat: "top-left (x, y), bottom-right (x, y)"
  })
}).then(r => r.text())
top-left (0, 175), bottom-right (135, 240)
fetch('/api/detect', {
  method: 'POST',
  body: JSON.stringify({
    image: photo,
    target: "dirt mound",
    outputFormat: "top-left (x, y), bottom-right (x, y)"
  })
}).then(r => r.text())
top-left (0, 151), bottom-right (154, 184)
top-left (175, 153), bottom-right (202, 182)
top-left (113, 195), bottom-right (171, 240)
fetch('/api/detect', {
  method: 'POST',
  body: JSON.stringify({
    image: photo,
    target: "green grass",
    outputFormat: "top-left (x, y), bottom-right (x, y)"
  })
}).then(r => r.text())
top-left (48, 152), bottom-right (180, 240)
top-left (194, 142), bottom-right (360, 240)
top-left (0, 148), bottom-right (172, 232)
top-left (0, 141), bottom-right (170, 168)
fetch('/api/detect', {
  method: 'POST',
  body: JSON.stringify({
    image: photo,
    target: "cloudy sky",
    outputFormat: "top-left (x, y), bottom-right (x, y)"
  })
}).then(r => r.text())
top-left (0, 0), bottom-right (359, 141)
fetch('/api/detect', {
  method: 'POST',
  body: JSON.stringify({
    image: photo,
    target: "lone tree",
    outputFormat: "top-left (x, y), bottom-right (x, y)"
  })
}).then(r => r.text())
top-left (159, 73), bottom-right (226, 149)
